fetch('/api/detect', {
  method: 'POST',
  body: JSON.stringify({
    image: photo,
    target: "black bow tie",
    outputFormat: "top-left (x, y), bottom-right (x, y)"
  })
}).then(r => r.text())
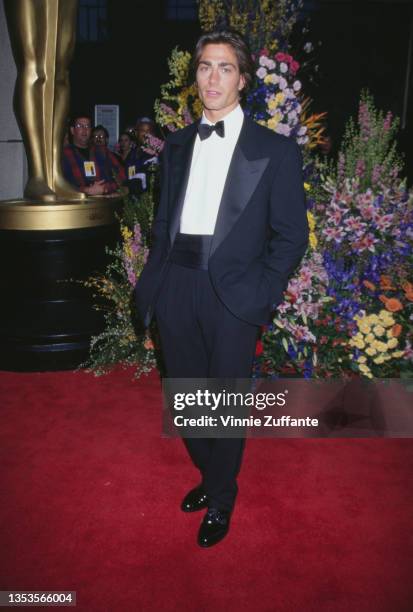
top-left (198, 120), bottom-right (225, 141)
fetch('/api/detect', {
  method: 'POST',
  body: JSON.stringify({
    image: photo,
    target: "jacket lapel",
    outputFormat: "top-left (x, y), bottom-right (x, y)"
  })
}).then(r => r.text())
top-left (210, 118), bottom-right (269, 257)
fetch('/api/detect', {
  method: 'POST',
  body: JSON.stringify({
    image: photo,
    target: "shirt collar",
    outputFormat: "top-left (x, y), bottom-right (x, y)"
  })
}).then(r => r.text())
top-left (201, 104), bottom-right (244, 137)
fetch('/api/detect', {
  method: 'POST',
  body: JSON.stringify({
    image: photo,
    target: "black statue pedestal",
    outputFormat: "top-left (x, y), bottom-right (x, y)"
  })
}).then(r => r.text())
top-left (0, 198), bottom-right (121, 371)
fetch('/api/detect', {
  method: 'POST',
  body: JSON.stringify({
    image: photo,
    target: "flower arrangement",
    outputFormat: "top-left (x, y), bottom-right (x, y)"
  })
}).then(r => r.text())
top-left (80, 189), bottom-right (158, 377)
top-left (198, 0), bottom-right (303, 53)
top-left (347, 276), bottom-right (413, 378)
top-left (255, 92), bottom-right (413, 380)
top-left (82, 4), bottom-right (412, 383)
top-left (154, 48), bottom-right (202, 132)
top-left (245, 49), bottom-right (327, 148)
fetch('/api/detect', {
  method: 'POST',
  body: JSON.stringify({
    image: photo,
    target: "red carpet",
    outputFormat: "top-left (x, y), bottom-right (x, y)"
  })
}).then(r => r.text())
top-left (1, 368), bottom-right (413, 612)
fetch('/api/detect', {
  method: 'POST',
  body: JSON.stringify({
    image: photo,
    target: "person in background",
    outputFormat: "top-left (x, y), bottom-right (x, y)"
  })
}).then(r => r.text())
top-left (62, 115), bottom-right (126, 196)
top-left (92, 124), bottom-right (109, 148)
top-left (116, 131), bottom-right (147, 195)
top-left (135, 117), bottom-right (160, 189)
top-left (136, 117), bottom-right (156, 146)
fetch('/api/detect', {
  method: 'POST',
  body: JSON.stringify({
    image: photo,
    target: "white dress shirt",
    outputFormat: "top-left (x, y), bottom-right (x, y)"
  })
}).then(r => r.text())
top-left (179, 104), bottom-right (244, 235)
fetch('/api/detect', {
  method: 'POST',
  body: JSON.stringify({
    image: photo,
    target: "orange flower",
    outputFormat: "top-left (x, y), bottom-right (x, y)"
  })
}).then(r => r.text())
top-left (379, 275), bottom-right (395, 290)
top-left (379, 296), bottom-right (403, 312)
top-left (363, 280), bottom-right (376, 291)
top-left (402, 281), bottom-right (413, 293)
top-left (405, 292), bottom-right (413, 302)
top-left (144, 338), bottom-right (154, 350)
top-left (391, 324), bottom-right (402, 338)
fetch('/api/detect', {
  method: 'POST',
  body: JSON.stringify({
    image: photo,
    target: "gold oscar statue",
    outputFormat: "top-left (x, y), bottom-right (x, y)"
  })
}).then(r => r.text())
top-left (4, 0), bottom-right (84, 201)
top-left (0, 0), bottom-right (120, 230)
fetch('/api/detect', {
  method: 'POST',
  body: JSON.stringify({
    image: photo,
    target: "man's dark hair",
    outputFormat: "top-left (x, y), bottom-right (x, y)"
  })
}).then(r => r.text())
top-left (190, 29), bottom-right (254, 97)
top-left (69, 114), bottom-right (91, 128)
top-left (92, 124), bottom-right (109, 138)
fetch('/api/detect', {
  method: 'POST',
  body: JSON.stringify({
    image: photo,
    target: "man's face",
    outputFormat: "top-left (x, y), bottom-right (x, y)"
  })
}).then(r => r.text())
top-left (71, 117), bottom-right (91, 147)
top-left (93, 129), bottom-right (108, 147)
top-left (136, 123), bottom-right (152, 145)
top-left (196, 43), bottom-right (245, 119)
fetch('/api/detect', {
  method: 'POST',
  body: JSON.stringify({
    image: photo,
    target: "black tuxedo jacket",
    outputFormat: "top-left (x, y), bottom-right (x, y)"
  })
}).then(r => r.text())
top-left (134, 115), bottom-right (308, 327)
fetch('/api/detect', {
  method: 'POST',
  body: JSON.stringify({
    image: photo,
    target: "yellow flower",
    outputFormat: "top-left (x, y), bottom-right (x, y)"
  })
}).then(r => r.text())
top-left (373, 325), bottom-right (385, 337)
top-left (357, 356), bottom-right (367, 363)
top-left (267, 116), bottom-right (280, 130)
top-left (392, 350), bottom-right (404, 358)
top-left (268, 97), bottom-right (278, 111)
top-left (359, 324), bottom-right (371, 335)
top-left (365, 333), bottom-right (375, 344)
top-left (366, 346), bottom-right (377, 356)
top-left (307, 210), bottom-right (315, 228)
top-left (374, 341), bottom-right (388, 353)
top-left (264, 74), bottom-right (277, 85)
top-left (359, 364), bottom-right (371, 373)
top-left (368, 314), bottom-right (380, 325)
top-left (275, 92), bottom-right (285, 105)
top-left (373, 356), bottom-right (385, 364)
top-left (378, 310), bottom-right (395, 327)
top-left (387, 338), bottom-right (398, 349)
top-left (304, 182), bottom-right (311, 192)
top-left (309, 232), bottom-right (318, 249)
top-left (121, 225), bottom-right (132, 241)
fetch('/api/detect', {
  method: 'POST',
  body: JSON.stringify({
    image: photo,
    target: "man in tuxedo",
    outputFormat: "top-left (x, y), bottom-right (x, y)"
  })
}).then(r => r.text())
top-left (135, 30), bottom-right (308, 547)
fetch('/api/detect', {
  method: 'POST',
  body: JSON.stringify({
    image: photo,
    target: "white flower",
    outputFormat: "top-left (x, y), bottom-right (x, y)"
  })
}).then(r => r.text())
top-left (298, 126), bottom-right (307, 135)
top-left (259, 55), bottom-right (268, 67)
top-left (293, 80), bottom-right (302, 91)
top-left (256, 67), bottom-right (267, 79)
top-left (280, 62), bottom-right (288, 73)
top-left (288, 110), bottom-right (297, 120)
top-left (304, 42), bottom-right (313, 53)
top-left (267, 59), bottom-right (276, 70)
top-left (276, 123), bottom-right (291, 136)
top-left (279, 76), bottom-right (287, 90)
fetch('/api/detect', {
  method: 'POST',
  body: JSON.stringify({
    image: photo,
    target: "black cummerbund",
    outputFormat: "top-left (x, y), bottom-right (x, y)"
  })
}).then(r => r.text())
top-left (169, 232), bottom-right (213, 270)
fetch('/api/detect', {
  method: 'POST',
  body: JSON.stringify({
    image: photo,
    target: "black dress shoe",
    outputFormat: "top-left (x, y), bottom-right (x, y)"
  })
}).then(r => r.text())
top-left (198, 508), bottom-right (231, 547)
top-left (181, 485), bottom-right (209, 513)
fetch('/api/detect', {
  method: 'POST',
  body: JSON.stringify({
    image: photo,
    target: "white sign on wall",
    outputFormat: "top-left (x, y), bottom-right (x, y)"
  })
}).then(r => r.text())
top-left (94, 104), bottom-right (119, 149)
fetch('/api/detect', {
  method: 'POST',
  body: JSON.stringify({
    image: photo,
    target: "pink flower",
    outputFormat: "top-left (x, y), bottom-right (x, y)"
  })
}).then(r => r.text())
top-left (323, 226), bottom-right (345, 242)
top-left (383, 111), bottom-right (392, 132)
top-left (353, 233), bottom-right (377, 253)
top-left (275, 52), bottom-right (287, 62)
top-left (344, 216), bottom-right (366, 232)
top-left (327, 205), bottom-right (343, 225)
top-left (290, 60), bottom-right (300, 74)
top-left (374, 213), bottom-right (394, 231)
top-left (359, 204), bottom-right (376, 220)
top-left (355, 159), bottom-right (366, 177)
top-left (142, 134), bottom-right (165, 156)
top-left (371, 164), bottom-right (382, 184)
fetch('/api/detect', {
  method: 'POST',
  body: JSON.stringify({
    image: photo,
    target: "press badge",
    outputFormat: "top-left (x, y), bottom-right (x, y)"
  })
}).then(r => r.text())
top-left (84, 161), bottom-right (96, 177)
top-left (128, 165), bottom-right (136, 179)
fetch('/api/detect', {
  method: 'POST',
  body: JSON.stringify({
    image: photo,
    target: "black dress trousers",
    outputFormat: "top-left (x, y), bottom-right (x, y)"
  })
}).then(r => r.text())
top-left (154, 235), bottom-right (259, 511)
